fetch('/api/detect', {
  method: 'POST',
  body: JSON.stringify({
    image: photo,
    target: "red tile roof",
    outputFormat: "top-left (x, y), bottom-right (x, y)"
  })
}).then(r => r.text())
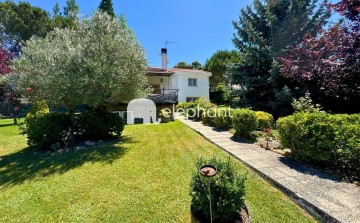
top-left (146, 67), bottom-right (174, 76)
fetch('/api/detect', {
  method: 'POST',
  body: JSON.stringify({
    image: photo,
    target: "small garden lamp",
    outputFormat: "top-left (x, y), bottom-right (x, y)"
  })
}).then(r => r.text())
top-left (199, 164), bottom-right (217, 223)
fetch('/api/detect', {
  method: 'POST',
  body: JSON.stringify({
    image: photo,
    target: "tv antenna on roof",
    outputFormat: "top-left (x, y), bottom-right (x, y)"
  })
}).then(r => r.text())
top-left (165, 40), bottom-right (176, 48)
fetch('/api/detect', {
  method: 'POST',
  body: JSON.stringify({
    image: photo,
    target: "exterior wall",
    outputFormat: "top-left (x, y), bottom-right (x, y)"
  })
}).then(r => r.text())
top-left (146, 72), bottom-right (211, 103)
top-left (173, 72), bottom-right (210, 102)
top-left (147, 76), bottom-right (172, 90)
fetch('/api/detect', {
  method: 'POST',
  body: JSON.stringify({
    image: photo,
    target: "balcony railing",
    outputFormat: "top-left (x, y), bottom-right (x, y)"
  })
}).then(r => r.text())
top-left (147, 88), bottom-right (179, 104)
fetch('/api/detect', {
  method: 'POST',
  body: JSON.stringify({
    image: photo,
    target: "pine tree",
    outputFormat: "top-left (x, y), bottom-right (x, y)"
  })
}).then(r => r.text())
top-left (64, 0), bottom-right (79, 18)
top-left (98, 0), bottom-right (115, 17)
top-left (204, 50), bottom-right (241, 88)
top-left (52, 1), bottom-right (78, 29)
top-left (53, 2), bottom-right (61, 16)
top-left (229, 0), bottom-right (330, 117)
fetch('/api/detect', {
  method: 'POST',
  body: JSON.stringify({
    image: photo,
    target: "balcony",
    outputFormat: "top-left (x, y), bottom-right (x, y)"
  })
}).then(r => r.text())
top-left (147, 88), bottom-right (179, 104)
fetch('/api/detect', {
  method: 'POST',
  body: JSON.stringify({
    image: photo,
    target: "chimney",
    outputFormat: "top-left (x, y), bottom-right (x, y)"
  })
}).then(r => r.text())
top-left (161, 48), bottom-right (167, 70)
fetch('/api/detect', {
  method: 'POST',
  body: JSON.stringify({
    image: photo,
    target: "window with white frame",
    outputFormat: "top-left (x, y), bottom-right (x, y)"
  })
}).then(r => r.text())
top-left (188, 78), bottom-right (197, 87)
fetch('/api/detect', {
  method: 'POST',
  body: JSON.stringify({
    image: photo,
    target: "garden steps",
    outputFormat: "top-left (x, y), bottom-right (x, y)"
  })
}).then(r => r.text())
top-left (178, 116), bottom-right (360, 223)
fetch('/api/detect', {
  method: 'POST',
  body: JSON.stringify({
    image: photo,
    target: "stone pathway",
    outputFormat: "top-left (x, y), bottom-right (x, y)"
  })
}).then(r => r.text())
top-left (177, 116), bottom-right (360, 223)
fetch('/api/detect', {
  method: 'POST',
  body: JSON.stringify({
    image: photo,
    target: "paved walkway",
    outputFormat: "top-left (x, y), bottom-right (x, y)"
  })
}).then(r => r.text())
top-left (177, 116), bottom-right (360, 223)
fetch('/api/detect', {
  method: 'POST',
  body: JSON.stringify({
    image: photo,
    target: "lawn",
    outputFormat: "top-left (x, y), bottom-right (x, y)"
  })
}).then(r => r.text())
top-left (0, 119), bottom-right (318, 223)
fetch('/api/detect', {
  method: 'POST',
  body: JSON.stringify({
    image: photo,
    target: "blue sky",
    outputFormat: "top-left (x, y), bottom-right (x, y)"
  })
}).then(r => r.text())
top-left (9, 0), bottom-right (253, 67)
top-left (8, 0), bottom-right (340, 68)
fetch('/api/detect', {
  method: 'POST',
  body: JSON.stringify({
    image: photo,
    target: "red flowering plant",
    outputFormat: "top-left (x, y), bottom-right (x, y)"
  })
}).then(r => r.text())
top-left (26, 87), bottom-right (33, 93)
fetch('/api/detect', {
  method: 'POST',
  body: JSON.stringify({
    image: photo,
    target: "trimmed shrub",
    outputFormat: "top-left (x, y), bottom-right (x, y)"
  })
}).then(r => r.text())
top-left (277, 112), bottom-right (360, 180)
top-left (21, 112), bottom-right (71, 150)
top-left (159, 109), bottom-right (171, 123)
top-left (176, 102), bottom-right (187, 111)
top-left (176, 102), bottom-right (197, 118)
top-left (255, 111), bottom-right (273, 130)
top-left (179, 97), bottom-right (215, 121)
top-left (25, 101), bottom-right (49, 120)
top-left (214, 108), bottom-right (233, 129)
top-left (190, 157), bottom-right (247, 222)
top-left (193, 97), bottom-right (215, 121)
top-left (77, 109), bottom-right (124, 140)
top-left (277, 112), bottom-right (334, 162)
top-left (19, 101), bottom-right (64, 150)
top-left (202, 109), bottom-right (216, 126)
top-left (232, 109), bottom-right (257, 138)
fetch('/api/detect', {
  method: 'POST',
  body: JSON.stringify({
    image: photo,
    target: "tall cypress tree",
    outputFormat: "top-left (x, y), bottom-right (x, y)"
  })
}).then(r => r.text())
top-left (98, 0), bottom-right (115, 17)
top-left (229, 0), bottom-right (330, 117)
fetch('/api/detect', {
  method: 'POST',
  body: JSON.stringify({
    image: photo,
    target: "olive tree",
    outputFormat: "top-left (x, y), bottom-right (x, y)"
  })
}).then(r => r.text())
top-left (11, 12), bottom-right (150, 144)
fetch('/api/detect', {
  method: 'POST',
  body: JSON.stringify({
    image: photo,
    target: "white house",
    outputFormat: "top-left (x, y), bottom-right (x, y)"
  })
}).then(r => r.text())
top-left (146, 48), bottom-right (212, 104)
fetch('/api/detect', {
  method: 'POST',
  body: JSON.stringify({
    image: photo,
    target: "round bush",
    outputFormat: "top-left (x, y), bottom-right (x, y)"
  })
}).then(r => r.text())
top-left (255, 111), bottom-right (273, 130)
top-left (190, 157), bottom-right (247, 222)
top-left (193, 97), bottom-right (216, 121)
top-left (214, 108), bottom-right (233, 129)
top-left (21, 112), bottom-right (71, 150)
top-left (176, 102), bottom-right (187, 111)
top-left (159, 109), bottom-right (171, 123)
top-left (232, 109), bottom-right (257, 138)
top-left (202, 109), bottom-right (216, 126)
top-left (25, 101), bottom-right (49, 120)
top-left (183, 102), bottom-right (197, 119)
top-left (76, 109), bottom-right (124, 140)
top-left (277, 112), bottom-right (335, 162)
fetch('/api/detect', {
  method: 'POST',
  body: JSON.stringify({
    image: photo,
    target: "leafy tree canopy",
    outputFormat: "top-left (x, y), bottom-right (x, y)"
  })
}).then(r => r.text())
top-left (11, 12), bottom-right (150, 111)
top-left (204, 50), bottom-right (240, 88)
top-left (279, 0), bottom-right (360, 113)
top-left (0, 1), bottom-right (52, 54)
top-left (174, 61), bottom-right (203, 70)
top-left (0, 45), bottom-right (11, 75)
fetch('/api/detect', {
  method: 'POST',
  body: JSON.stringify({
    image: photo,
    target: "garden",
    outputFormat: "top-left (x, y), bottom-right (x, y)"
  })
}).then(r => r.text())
top-left (177, 96), bottom-right (360, 183)
top-left (0, 0), bottom-right (359, 222)
top-left (0, 119), bottom-right (318, 222)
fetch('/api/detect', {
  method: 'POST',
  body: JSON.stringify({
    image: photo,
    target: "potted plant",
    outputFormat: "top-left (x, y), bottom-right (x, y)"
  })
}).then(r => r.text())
top-left (190, 157), bottom-right (250, 223)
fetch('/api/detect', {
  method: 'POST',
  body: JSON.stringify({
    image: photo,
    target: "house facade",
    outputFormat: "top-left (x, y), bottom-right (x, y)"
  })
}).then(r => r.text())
top-left (146, 48), bottom-right (211, 104)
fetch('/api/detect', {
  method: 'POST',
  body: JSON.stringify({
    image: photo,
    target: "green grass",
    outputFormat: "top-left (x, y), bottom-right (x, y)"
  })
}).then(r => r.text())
top-left (0, 119), bottom-right (318, 222)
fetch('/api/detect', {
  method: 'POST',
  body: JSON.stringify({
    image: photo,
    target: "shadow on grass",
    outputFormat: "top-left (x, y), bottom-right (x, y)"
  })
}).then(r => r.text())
top-left (0, 124), bottom-right (16, 127)
top-left (0, 136), bottom-right (134, 188)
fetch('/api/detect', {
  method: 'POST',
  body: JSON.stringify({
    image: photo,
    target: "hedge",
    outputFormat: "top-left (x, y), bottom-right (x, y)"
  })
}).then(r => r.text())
top-left (277, 112), bottom-right (360, 181)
